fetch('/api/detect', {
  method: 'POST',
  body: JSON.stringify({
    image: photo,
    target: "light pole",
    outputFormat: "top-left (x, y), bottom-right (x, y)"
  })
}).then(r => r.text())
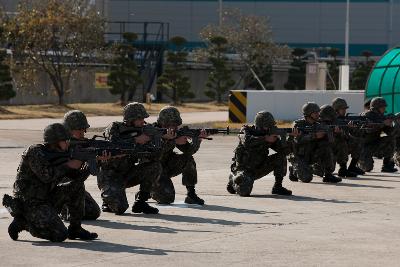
top-left (219, 0), bottom-right (223, 26)
top-left (339, 0), bottom-right (350, 91)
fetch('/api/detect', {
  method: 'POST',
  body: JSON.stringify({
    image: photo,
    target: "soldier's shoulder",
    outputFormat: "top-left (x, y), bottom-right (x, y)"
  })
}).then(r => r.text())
top-left (24, 144), bottom-right (45, 157)
top-left (293, 119), bottom-right (306, 126)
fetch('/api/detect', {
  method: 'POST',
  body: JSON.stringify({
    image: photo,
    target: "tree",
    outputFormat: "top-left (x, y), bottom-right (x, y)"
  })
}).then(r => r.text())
top-left (108, 32), bottom-right (142, 104)
top-left (200, 9), bottom-right (290, 89)
top-left (157, 36), bottom-right (194, 105)
top-left (0, 49), bottom-right (16, 102)
top-left (284, 48), bottom-right (307, 90)
top-left (204, 36), bottom-right (235, 103)
top-left (350, 50), bottom-right (375, 90)
top-left (7, 0), bottom-right (105, 105)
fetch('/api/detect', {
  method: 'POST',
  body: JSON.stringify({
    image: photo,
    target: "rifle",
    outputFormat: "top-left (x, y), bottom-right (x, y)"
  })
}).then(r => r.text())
top-left (43, 143), bottom-right (153, 175)
top-left (118, 124), bottom-right (232, 144)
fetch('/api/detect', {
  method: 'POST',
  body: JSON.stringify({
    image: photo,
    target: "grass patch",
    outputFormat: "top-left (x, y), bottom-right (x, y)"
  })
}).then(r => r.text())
top-left (0, 102), bottom-right (228, 120)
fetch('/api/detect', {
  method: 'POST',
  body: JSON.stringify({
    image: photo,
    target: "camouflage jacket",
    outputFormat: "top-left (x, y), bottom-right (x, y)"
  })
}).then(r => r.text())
top-left (13, 144), bottom-right (72, 202)
top-left (362, 110), bottom-right (394, 142)
top-left (153, 123), bottom-right (201, 161)
top-left (233, 125), bottom-right (286, 171)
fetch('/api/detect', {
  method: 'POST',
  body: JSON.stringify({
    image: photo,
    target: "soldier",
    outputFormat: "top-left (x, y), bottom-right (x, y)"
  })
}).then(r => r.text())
top-left (227, 111), bottom-right (292, 197)
top-left (4, 123), bottom-right (97, 242)
top-left (317, 104), bottom-right (358, 178)
top-left (151, 106), bottom-right (207, 205)
top-left (98, 102), bottom-right (161, 215)
top-left (332, 98), bottom-right (365, 175)
top-left (359, 97), bottom-right (397, 172)
top-left (288, 102), bottom-right (342, 183)
top-left (61, 110), bottom-right (102, 221)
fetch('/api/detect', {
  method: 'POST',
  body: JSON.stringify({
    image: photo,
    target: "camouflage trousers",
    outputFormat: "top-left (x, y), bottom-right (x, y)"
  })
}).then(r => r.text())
top-left (359, 136), bottom-right (395, 172)
top-left (229, 152), bottom-right (287, 197)
top-left (17, 179), bottom-right (85, 242)
top-left (331, 136), bottom-right (363, 166)
top-left (97, 161), bottom-right (161, 215)
top-left (151, 153), bottom-right (197, 204)
top-left (61, 190), bottom-right (100, 221)
top-left (289, 143), bottom-right (335, 183)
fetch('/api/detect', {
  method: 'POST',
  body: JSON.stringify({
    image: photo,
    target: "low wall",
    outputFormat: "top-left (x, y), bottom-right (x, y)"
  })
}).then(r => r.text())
top-left (229, 90), bottom-right (365, 122)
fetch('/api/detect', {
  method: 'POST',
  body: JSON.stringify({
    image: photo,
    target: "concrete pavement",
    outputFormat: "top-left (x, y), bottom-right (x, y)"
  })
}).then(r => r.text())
top-left (0, 129), bottom-right (399, 266)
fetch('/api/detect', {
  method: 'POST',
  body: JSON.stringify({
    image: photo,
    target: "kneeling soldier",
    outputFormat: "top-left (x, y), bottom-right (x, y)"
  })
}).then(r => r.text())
top-left (227, 111), bottom-right (292, 197)
top-left (151, 106), bottom-right (207, 205)
top-left (4, 123), bottom-right (97, 242)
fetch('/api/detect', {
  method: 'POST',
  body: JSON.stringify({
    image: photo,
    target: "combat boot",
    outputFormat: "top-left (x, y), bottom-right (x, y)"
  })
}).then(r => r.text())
top-left (289, 166), bottom-right (298, 182)
top-left (271, 177), bottom-right (292, 195)
top-left (348, 158), bottom-right (365, 175)
top-left (227, 174), bottom-right (236, 194)
top-left (323, 173), bottom-right (342, 183)
top-left (185, 186), bottom-right (205, 205)
top-left (68, 225), bottom-right (98, 240)
top-left (338, 165), bottom-right (358, 178)
top-left (8, 217), bottom-right (27, 241)
top-left (382, 158), bottom-right (398, 173)
top-left (132, 191), bottom-right (159, 214)
top-left (101, 202), bottom-right (111, 213)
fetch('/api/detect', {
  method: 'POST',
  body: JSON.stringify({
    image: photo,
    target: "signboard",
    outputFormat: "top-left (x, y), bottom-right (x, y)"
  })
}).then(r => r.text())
top-left (95, 72), bottom-right (110, 89)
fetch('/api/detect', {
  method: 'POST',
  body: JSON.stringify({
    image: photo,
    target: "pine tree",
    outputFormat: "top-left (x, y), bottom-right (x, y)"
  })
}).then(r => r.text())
top-left (157, 36), bottom-right (194, 104)
top-left (284, 48), bottom-right (307, 90)
top-left (0, 49), bottom-right (16, 102)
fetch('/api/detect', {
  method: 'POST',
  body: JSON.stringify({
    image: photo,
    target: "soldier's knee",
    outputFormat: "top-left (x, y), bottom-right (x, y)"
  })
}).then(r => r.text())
top-left (102, 196), bottom-right (128, 215)
top-left (235, 184), bottom-right (253, 197)
top-left (298, 171), bottom-right (313, 183)
top-left (157, 193), bottom-right (175, 204)
top-left (84, 207), bottom-right (101, 220)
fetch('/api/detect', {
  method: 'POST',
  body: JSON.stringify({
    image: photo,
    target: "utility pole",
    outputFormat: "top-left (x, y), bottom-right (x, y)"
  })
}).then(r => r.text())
top-left (219, 0), bottom-right (223, 27)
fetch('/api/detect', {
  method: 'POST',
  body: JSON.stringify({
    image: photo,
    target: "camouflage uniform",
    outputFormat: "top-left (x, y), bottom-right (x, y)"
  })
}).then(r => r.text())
top-left (97, 103), bottom-right (161, 215)
top-left (150, 106), bottom-right (204, 205)
top-left (228, 111), bottom-right (292, 197)
top-left (288, 103), bottom-right (341, 183)
top-left (61, 110), bottom-right (100, 221)
top-left (359, 97), bottom-right (396, 172)
top-left (332, 98), bottom-right (365, 176)
top-left (4, 123), bottom-right (97, 242)
top-left (392, 113), bottom-right (400, 166)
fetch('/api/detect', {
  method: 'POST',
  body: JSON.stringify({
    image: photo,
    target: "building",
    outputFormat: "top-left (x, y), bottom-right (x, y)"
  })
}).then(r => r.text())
top-left (2, 0), bottom-right (398, 56)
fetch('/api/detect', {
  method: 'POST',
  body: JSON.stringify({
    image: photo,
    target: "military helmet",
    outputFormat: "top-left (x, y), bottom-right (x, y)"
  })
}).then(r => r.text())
top-left (370, 97), bottom-right (387, 110)
top-left (254, 111), bottom-right (276, 129)
top-left (157, 106), bottom-right (182, 126)
top-left (332, 97), bottom-right (349, 111)
top-left (123, 102), bottom-right (149, 123)
top-left (302, 102), bottom-right (320, 116)
top-left (319, 105), bottom-right (337, 121)
top-left (43, 123), bottom-right (70, 144)
top-left (63, 110), bottom-right (90, 131)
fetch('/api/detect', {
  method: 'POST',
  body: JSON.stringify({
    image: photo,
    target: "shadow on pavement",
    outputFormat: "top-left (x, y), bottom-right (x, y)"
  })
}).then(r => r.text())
top-left (346, 176), bottom-right (400, 183)
top-left (85, 219), bottom-right (213, 234)
top-left (130, 213), bottom-right (249, 226)
top-left (312, 182), bottom-right (395, 189)
top-left (26, 240), bottom-right (219, 255)
top-left (251, 194), bottom-right (360, 204)
top-left (186, 204), bottom-right (266, 215)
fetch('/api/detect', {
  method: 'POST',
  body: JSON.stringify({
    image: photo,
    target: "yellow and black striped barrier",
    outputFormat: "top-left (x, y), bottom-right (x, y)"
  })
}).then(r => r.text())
top-left (229, 91), bottom-right (247, 123)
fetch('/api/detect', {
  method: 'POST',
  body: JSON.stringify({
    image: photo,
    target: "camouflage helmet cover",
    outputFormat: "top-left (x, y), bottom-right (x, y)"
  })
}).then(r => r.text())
top-left (319, 104), bottom-right (337, 121)
top-left (157, 106), bottom-right (182, 126)
top-left (63, 110), bottom-right (90, 131)
top-left (370, 97), bottom-right (387, 110)
top-left (123, 102), bottom-right (149, 123)
top-left (43, 123), bottom-right (70, 144)
top-left (332, 97), bottom-right (349, 110)
top-left (254, 111), bottom-right (276, 129)
top-left (302, 102), bottom-right (320, 116)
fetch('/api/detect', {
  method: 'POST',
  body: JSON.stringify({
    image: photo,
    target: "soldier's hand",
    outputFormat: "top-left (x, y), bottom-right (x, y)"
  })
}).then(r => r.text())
top-left (315, 131), bottom-right (326, 139)
top-left (175, 136), bottom-right (188, 145)
top-left (384, 119), bottom-right (393, 127)
top-left (265, 134), bottom-right (278, 143)
top-left (162, 128), bottom-right (176, 140)
top-left (66, 159), bottom-right (83, 169)
top-left (97, 151), bottom-right (112, 162)
top-left (134, 134), bottom-right (151, 144)
top-left (289, 128), bottom-right (300, 137)
top-left (198, 129), bottom-right (209, 139)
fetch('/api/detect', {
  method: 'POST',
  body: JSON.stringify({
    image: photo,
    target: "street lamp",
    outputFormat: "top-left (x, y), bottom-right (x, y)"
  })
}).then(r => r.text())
top-left (339, 0), bottom-right (350, 91)
top-left (219, 0), bottom-right (223, 26)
